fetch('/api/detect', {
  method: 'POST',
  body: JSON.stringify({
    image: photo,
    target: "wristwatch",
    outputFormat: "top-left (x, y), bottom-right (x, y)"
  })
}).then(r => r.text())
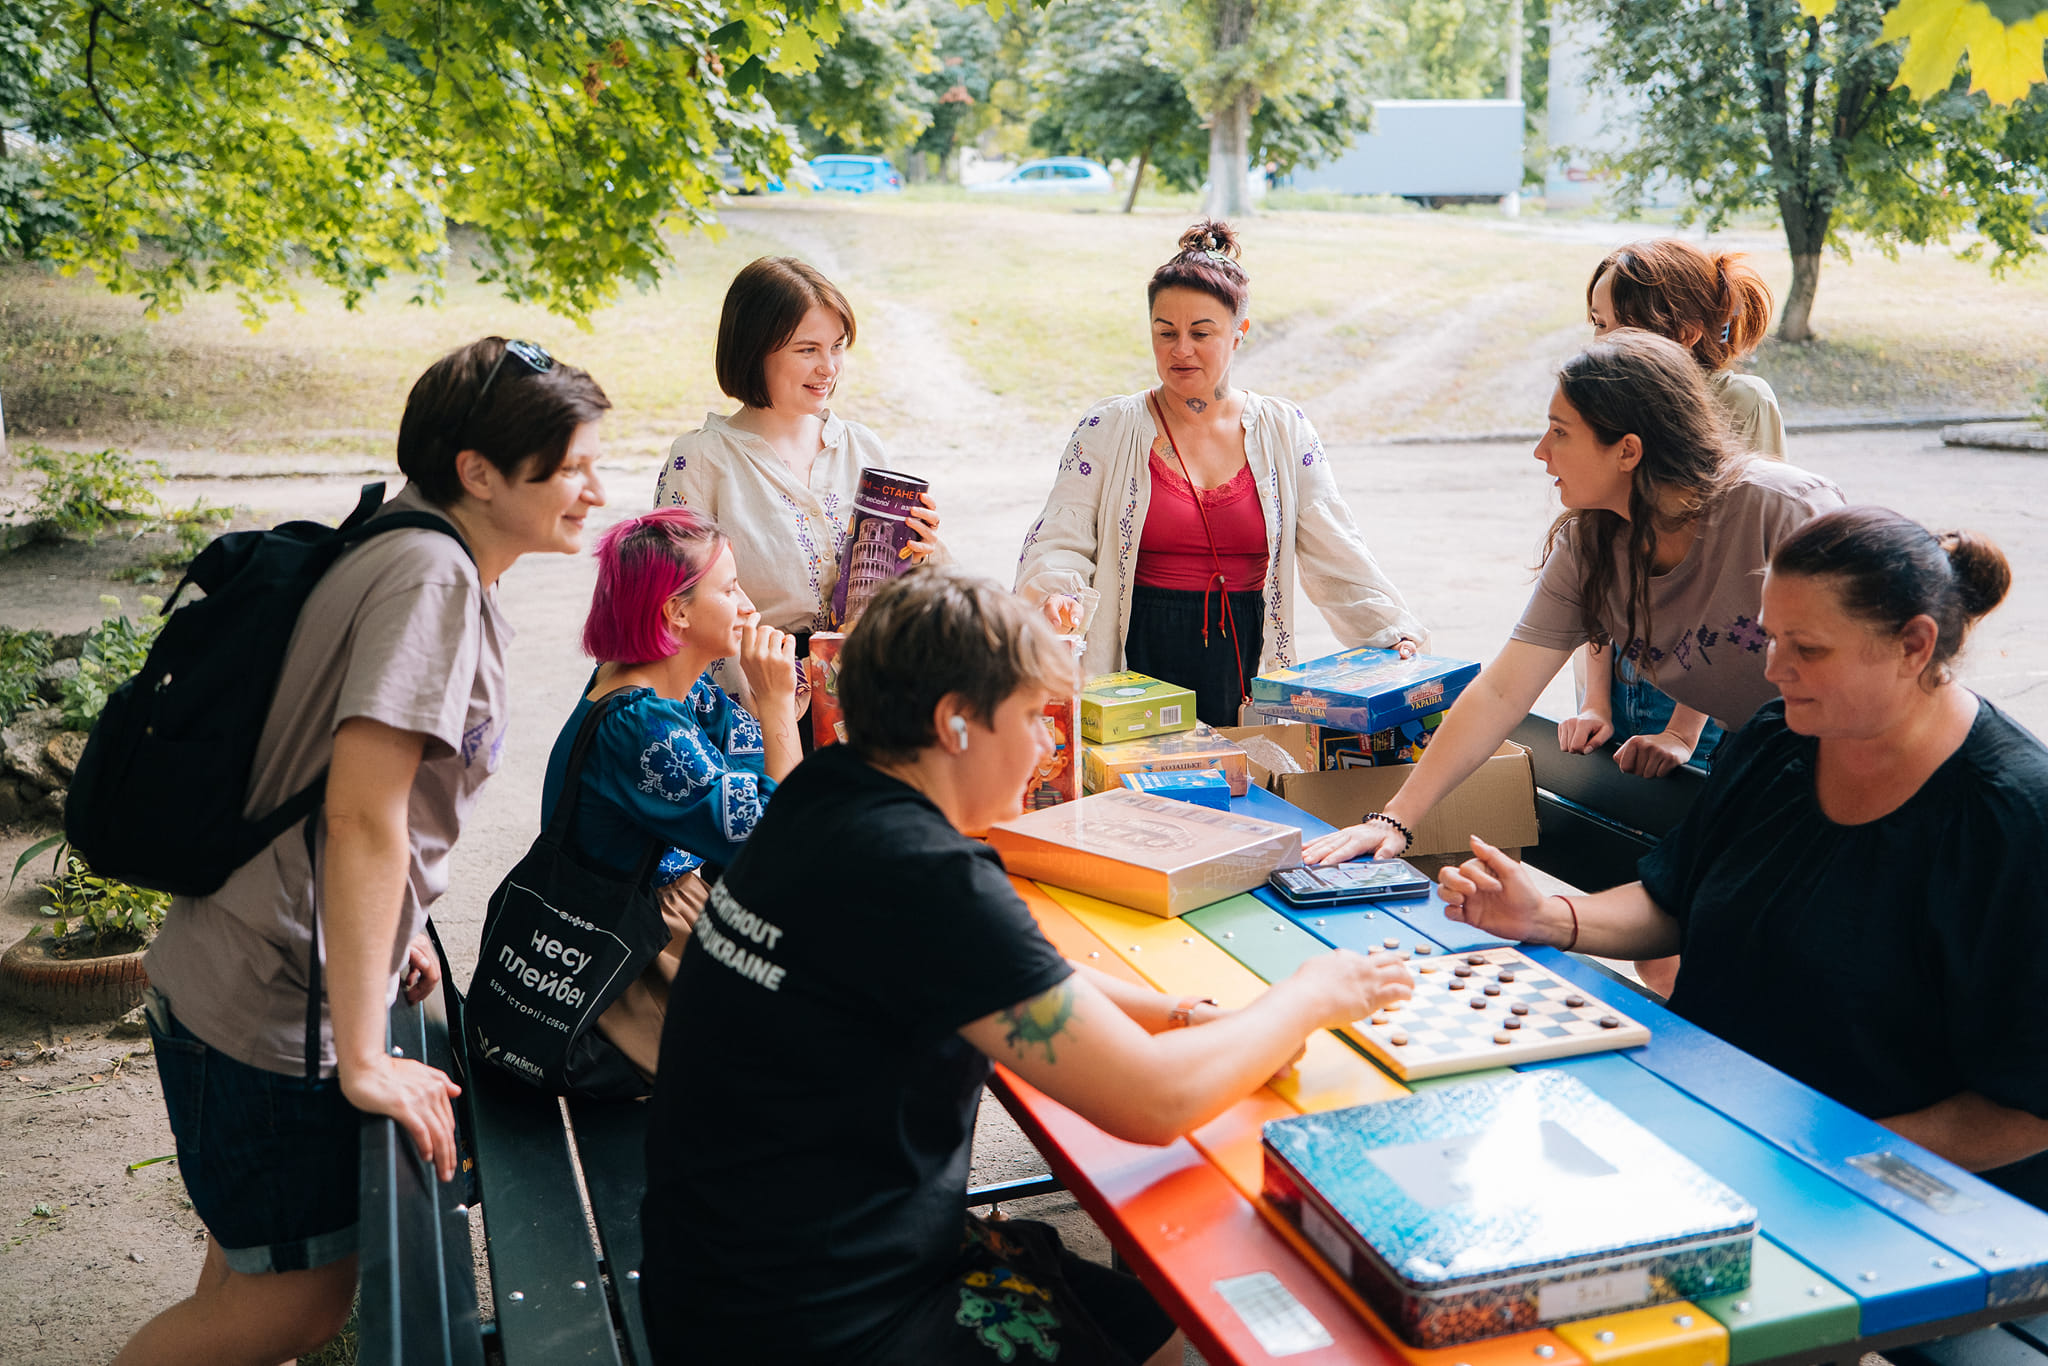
top-left (1168, 996), bottom-right (1218, 1029)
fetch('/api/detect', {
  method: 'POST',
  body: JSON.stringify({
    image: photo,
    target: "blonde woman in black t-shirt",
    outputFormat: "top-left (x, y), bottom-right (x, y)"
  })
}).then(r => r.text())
top-left (1432, 510), bottom-right (2048, 1210)
top-left (640, 567), bottom-right (1414, 1365)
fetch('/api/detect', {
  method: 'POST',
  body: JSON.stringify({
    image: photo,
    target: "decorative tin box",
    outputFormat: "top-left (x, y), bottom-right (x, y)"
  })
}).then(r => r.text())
top-left (803, 633), bottom-right (848, 750)
top-left (1022, 694), bottom-right (1082, 812)
top-left (1082, 722), bottom-right (1251, 796)
top-left (1261, 1071), bottom-right (1756, 1348)
top-left (987, 788), bottom-right (1302, 918)
top-left (830, 468), bottom-right (929, 628)
top-left (1253, 648), bottom-right (1479, 735)
top-left (1079, 672), bottom-right (1197, 744)
top-left (1120, 768), bottom-right (1231, 810)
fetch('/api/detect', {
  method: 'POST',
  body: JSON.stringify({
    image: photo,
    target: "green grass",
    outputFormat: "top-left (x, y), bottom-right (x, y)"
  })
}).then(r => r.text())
top-left (3, 200), bottom-right (2043, 454)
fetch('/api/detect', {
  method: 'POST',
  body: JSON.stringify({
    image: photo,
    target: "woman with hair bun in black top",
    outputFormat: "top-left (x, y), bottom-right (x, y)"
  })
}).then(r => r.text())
top-left (1433, 507), bottom-right (2048, 1209)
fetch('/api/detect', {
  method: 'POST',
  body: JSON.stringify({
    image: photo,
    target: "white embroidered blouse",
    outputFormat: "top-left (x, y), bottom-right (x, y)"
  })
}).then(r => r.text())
top-left (655, 411), bottom-right (889, 634)
top-left (1015, 391), bottom-right (1427, 679)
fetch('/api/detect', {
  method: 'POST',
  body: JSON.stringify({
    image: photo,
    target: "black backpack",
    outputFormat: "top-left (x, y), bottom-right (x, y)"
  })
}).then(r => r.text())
top-left (66, 482), bottom-right (468, 897)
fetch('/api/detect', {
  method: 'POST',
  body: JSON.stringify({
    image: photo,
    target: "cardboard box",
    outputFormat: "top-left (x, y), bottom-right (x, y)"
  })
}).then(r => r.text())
top-left (803, 633), bottom-right (848, 749)
top-left (1081, 722), bottom-right (1250, 796)
top-left (1020, 694), bottom-right (1082, 812)
top-left (1252, 647), bottom-right (1479, 734)
top-left (1079, 672), bottom-right (1196, 744)
top-left (987, 788), bottom-right (1303, 918)
top-left (1275, 741), bottom-right (1538, 858)
top-left (1220, 718), bottom-right (1321, 791)
top-left (1120, 768), bottom-right (1232, 810)
top-left (1318, 710), bottom-right (1447, 770)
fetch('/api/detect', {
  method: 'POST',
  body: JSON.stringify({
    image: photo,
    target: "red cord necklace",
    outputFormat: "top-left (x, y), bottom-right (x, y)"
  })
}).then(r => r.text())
top-left (1148, 390), bottom-right (1249, 716)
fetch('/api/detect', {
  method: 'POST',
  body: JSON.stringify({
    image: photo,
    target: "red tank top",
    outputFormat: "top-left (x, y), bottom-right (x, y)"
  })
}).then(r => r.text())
top-left (1134, 449), bottom-right (1269, 592)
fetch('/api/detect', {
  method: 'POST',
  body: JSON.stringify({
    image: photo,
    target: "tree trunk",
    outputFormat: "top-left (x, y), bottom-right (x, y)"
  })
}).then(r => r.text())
top-left (1776, 192), bottom-right (1829, 342)
top-left (1205, 89), bottom-right (1255, 218)
top-left (1122, 141), bottom-right (1151, 214)
top-left (1780, 253), bottom-right (1821, 342)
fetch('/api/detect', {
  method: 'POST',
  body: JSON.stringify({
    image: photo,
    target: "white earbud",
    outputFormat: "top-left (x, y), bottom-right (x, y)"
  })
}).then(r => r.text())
top-left (949, 715), bottom-right (970, 752)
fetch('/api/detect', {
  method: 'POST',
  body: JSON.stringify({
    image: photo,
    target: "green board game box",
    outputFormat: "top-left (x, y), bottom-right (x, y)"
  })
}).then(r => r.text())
top-left (1079, 672), bottom-right (1197, 744)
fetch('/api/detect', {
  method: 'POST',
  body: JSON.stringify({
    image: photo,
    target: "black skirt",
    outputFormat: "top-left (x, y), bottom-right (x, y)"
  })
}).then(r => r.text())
top-left (1124, 584), bottom-right (1264, 729)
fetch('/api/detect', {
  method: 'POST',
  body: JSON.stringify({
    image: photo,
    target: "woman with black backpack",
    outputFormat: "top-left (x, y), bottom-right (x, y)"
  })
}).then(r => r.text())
top-left (118, 338), bottom-right (611, 1366)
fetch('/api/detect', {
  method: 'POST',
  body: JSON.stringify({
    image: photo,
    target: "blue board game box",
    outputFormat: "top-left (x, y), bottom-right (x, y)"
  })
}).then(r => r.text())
top-left (1261, 1071), bottom-right (1756, 1347)
top-left (1119, 768), bottom-right (1231, 810)
top-left (1252, 648), bottom-right (1479, 735)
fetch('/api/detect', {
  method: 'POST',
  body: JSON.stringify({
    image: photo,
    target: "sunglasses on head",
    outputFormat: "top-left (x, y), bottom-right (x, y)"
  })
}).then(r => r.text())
top-left (458, 338), bottom-right (555, 440)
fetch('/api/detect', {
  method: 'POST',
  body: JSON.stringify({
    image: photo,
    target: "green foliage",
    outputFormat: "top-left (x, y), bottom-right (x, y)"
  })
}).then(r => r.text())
top-left (912, 1), bottom-right (1004, 165)
top-left (13, 444), bottom-right (163, 540)
top-left (1, 0), bottom-right (858, 324)
top-left (1025, 0), bottom-right (1382, 189)
top-left (1374, 0), bottom-right (1518, 99)
top-left (2033, 373), bottom-right (2048, 422)
top-left (1575, 0), bottom-right (2048, 333)
top-left (764, 0), bottom-right (940, 154)
top-left (58, 594), bottom-right (163, 730)
top-left (0, 627), bottom-right (55, 727)
top-left (31, 847), bottom-right (170, 948)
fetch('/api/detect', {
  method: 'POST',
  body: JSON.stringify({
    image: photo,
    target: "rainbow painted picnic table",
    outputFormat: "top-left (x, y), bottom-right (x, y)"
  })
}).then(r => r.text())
top-left (987, 786), bottom-right (2048, 1366)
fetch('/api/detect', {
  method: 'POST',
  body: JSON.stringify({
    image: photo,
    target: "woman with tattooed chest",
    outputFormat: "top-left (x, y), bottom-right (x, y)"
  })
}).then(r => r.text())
top-left (1015, 219), bottom-right (1426, 725)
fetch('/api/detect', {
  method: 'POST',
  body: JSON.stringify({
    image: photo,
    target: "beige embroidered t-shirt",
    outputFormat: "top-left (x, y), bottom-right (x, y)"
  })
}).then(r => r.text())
top-left (1510, 459), bottom-right (1843, 728)
top-left (144, 485), bottom-right (512, 1076)
top-left (656, 412), bottom-right (891, 634)
top-left (1711, 371), bottom-right (1787, 459)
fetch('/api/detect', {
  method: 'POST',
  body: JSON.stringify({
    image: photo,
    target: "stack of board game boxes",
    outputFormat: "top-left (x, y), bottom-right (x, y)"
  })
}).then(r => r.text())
top-left (1249, 646), bottom-right (1481, 771)
top-left (1075, 672), bottom-right (1253, 798)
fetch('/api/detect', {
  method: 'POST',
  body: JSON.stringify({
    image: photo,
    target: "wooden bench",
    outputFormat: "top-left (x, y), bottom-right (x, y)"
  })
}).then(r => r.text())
top-left (358, 981), bottom-right (1065, 1365)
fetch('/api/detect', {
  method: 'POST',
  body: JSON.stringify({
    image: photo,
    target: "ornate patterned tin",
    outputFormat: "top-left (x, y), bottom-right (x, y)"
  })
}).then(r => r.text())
top-left (1261, 1071), bottom-right (1757, 1348)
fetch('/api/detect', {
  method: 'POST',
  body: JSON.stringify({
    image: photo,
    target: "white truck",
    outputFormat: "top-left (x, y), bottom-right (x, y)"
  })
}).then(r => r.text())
top-left (1283, 99), bottom-right (1524, 207)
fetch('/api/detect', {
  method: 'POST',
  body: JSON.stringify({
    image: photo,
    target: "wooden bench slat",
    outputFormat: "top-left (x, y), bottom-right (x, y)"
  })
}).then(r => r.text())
top-left (466, 1070), bottom-right (622, 1366)
top-left (564, 1098), bottom-right (655, 1366)
top-left (360, 1000), bottom-right (485, 1366)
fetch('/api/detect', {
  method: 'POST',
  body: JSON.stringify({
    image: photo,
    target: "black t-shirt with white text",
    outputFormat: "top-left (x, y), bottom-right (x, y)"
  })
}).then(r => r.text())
top-left (1643, 697), bottom-right (2048, 1208)
top-left (640, 744), bottom-right (1073, 1363)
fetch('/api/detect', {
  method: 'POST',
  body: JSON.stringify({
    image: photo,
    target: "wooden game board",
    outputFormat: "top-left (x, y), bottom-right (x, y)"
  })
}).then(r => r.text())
top-left (1349, 946), bottom-right (1650, 1080)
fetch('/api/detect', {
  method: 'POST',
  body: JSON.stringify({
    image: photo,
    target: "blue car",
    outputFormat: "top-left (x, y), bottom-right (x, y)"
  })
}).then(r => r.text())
top-left (810, 154), bottom-right (904, 194)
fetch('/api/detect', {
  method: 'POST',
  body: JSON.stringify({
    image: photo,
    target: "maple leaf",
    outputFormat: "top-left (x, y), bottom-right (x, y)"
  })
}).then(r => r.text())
top-left (1881, 0), bottom-right (2048, 106)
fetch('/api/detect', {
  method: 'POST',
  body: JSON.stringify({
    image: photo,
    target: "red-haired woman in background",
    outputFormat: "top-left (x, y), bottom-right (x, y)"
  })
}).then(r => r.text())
top-left (1566, 240), bottom-right (1789, 780)
top-left (1016, 220), bottom-right (1423, 726)
top-left (539, 507), bottom-right (800, 1082)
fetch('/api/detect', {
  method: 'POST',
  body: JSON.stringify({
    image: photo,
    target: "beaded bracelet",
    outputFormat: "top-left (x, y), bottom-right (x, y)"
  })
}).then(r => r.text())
top-left (1361, 811), bottom-right (1414, 847)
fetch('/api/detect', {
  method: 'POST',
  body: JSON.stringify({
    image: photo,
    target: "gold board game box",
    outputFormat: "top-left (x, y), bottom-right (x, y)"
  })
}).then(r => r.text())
top-left (987, 788), bottom-right (1303, 918)
top-left (1081, 722), bottom-right (1251, 796)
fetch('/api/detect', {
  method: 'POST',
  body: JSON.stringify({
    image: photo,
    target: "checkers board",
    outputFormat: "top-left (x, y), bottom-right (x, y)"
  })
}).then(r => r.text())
top-left (1353, 946), bottom-right (1649, 1080)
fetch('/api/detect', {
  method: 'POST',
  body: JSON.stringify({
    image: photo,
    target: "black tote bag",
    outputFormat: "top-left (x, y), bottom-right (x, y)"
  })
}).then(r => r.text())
top-left (466, 691), bottom-right (670, 1098)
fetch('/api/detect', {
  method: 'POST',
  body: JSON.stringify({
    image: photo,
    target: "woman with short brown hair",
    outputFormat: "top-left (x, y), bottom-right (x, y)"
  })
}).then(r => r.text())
top-left (656, 257), bottom-right (942, 726)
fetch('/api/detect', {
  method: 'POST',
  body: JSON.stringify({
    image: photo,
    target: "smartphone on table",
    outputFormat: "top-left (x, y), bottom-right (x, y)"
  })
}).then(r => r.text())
top-left (1267, 858), bottom-right (1432, 907)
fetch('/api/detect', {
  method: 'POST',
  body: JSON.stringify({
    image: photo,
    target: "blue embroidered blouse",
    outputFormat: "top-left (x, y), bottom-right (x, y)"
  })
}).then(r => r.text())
top-left (540, 674), bottom-right (775, 887)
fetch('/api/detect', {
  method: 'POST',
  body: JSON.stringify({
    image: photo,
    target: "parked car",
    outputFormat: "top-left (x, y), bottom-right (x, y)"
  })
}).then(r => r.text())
top-left (810, 155), bottom-right (904, 194)
top-left (970, 157), bottom-right (1115, 195)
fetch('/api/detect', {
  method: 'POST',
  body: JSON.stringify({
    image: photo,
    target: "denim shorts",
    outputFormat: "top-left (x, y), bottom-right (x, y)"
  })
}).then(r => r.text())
top-left (145, 988), bottom-right (360, 1274)
top-left (1611, 662), bottom-right (1724, 773)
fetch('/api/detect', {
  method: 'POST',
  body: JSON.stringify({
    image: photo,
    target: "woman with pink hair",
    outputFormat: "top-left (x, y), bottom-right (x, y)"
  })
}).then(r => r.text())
top-left (540, 506), bottom-right (801, 1083)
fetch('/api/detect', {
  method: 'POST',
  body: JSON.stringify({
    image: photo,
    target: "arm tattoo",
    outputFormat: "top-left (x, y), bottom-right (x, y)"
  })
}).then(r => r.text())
top-left (1000, 979), bottom-right (1077, 1064)
top-left (1184, 396), bottom-right (1207, 414)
